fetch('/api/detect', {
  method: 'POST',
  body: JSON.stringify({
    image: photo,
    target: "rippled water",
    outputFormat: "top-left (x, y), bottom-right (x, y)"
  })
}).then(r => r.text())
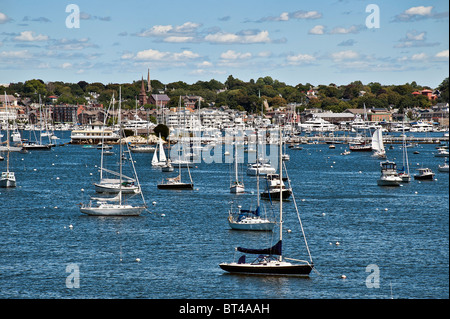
top-left (0, 131), bottom-right (448, 299)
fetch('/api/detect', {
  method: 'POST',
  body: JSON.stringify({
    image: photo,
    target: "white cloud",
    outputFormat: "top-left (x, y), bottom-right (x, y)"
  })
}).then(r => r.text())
top-left (405, 6), bottom-right (433, 16)
top-left (124, 49), bottom-right (200, 61)
top-left (205, 30), bottom-right (270, 44)
top-left (393, 6), bottom-right (447, 22)
top-left (258, 51), bottom-right (272, 58)
top-left (411, 53), bottom-right (427, 61)
top-left (435, 50), bottom-right (449, 58)
top-left (0, 50), bottom-right (32, 59)
top-left (14, 31), bottom-right (49, 41)
top-left (61, 62), bottom-right (72, 69)
top-left (137, 22), bottom-right (201, 37)
top-left (292, 10), bottom-right (322, 19)
top-left (220, 50), bottom-right (252, 60)
top-left (287, 53), bottom-right (316, 64)
top-left (329, 25), bottom-right (361, 35)
top-left (197, 61), bottom-right (213, 68)
top-left (0, 12), bottom-right (11, 24)
top-left (331, 50), bottom-right (359, 61)
top-left (163, 36), bottom-right (194, 43)
top-left (308, 25), bottom-right (325, 35)
top-left (406, 31), bottom-right (426, 41)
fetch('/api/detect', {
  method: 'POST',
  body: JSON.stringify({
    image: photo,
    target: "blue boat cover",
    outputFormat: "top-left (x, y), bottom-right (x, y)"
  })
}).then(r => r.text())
top-left (237, 240), bottom-right (282, 255)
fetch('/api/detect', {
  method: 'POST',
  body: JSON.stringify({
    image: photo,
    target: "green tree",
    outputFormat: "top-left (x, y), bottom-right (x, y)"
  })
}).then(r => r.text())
top-left (153, 124), bottom-right (170, 140)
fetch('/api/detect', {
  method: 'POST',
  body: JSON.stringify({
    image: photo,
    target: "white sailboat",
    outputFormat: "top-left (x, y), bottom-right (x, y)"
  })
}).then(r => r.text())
top-left (151, 134), bottom-right (167, 167)
top-left (94, 94), bottom-right (140, 194)
top-left (0, 92), bottom-right (16, 188)
top-left (371, 128), bottom-right (386, 158)
top-left (80, 87), bottom-right (147, 216)
top-left (398, 123), bottom-right (411, 182)
top-left (220, 128), bottom-right (314, 275)
top-left (230, 142), bottom-right (244, 193)
top-left (228, 132), bottom-right (275, 231)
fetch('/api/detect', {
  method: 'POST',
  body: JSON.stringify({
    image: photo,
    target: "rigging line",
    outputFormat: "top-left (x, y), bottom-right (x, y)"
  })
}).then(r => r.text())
top-left (283, 160), bottom-right (313, 264)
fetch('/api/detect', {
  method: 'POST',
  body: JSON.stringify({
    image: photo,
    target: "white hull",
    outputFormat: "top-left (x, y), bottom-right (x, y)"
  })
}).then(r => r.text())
top-left (438, 165), bottom-right (449, 172)
top-left (228, 218), bottom-right (275, 231)
top-left (377, 177), bottom-right (402, 186)
top-left (230, 183), bottom-right (245, 193)
top-left (247, 166), bottom-right (276, 176)
top-left (94, 182), bottom-right (140, 194)
top-left (80, 204), bottom-right (145, 216)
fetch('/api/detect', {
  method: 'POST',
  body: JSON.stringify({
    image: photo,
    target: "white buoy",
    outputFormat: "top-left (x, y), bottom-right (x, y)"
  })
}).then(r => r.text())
top-left (69, 224), bottom-right (73, 229)
top-left (335, 241), bottom-right (340, 246)
top-left (56, 177), bottom-right (60, 180)
top-left (161, 213), bottom-right (166, 217)
top-left (135, 258), bottom-right (140, 262)
top-left (322, 213), bottom-right (326, 216)
top-left (341, 275), bottom-right (347, 279)
top-left (415, 191), bottom-right (418, 194)
top-left (287, 229), bottom-right (292, 233)
top-left (384, 208), bottom-right (388, 211)
top-left (33, 168), bottom-right (37, 171)
top-left (152, 201), bottom-right (156, 206)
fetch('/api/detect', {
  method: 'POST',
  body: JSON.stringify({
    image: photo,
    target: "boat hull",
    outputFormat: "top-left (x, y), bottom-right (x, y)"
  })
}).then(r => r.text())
top-left (377, 179), bottom-right (401, 186)
top-left (94, 183), bottom-right (140, 194)
top-left (219, 262), bottom-right (313, 276)
top-left (157, 183), bottom-right (194, 190)
top-left (22, 144), bottom-right (52, 150)
top-left (260, 189), bottom-right (292, 200)
top-left (80, 206), bottom-right (145, 216)
top-left (0, 178), bottom-right (16, 188)
top-left (228, 221), bottom-right (275, 231)
top-left (413, 174), bottom-right (435, 180)
top-left (230, 184), bottom-right (245, 193)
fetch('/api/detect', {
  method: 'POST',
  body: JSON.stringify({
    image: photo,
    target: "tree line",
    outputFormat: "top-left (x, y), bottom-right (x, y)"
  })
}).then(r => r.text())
top-left (2, 76), bottom-right (448, 115)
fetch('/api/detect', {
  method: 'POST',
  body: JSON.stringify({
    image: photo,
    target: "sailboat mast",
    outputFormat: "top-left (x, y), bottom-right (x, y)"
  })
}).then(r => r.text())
top-left (256, 129), bottom-right (260, 208)
top-left (4, 92), bottom-right (10, 173)
top-left (118, 87), bottom-right (123, 205)
top-left (278, 126), bottom-right (283, 261)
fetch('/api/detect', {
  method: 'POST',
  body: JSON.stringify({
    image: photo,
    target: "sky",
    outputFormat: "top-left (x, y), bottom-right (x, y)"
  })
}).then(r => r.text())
top-left (0, 0), bottom-right (448, 88)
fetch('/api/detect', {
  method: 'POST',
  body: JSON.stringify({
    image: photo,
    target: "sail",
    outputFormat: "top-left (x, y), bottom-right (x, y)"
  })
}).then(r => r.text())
top-left (151, 147), bottom-right (158, 164)
top-left (237, 240), bottom-right (282, 255)
top-left (371, 129), bottom-right (381, 152)
top-left (158, 135), bottom-right (167, 162)
top-left (240, 206), bottom-right (260, 217)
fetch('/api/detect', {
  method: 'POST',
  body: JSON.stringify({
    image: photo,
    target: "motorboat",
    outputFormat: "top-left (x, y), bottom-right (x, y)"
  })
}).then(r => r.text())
top-left (377, 161), bottom-right (402, 186)
top-left (414, 168), bottom-right (435, 180)
top-left (260, 174), bottom-right (292, 200)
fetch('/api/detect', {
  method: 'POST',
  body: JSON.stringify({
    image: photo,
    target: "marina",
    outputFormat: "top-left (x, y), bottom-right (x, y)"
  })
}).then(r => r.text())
top-left (0, 129), bottom-right (448, 298)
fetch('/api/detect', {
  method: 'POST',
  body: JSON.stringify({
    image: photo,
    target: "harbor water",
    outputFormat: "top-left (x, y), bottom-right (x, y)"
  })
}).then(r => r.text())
top-left (0, 131), bottom-right (448, 299)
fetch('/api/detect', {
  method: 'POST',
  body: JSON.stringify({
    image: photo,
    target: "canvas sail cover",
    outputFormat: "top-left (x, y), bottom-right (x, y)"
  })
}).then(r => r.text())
top-left (237, 240), bottom-right (282, 255)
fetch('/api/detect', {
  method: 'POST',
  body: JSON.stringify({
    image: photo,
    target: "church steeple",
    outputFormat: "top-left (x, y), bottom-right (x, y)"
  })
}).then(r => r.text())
top-left (138, 76), bottom-right (147, 106)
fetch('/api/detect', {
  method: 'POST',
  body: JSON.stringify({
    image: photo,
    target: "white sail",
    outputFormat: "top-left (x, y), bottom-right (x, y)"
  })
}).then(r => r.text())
top-left (158, 135), bottom-right (167, 162)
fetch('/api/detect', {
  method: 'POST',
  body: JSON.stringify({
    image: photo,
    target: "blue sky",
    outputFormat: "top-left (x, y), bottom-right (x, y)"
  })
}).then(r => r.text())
top-left (0, 0), bottom-right (448, 88)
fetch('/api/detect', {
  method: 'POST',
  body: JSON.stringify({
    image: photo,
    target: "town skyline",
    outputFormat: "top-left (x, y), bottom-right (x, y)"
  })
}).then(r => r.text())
top-left (0, 1), bottom-right (448, 88)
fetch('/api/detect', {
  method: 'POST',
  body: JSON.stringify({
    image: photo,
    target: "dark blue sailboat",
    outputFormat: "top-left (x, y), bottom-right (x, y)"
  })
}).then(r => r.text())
top-left (220, 128), bottom-right (314, 276)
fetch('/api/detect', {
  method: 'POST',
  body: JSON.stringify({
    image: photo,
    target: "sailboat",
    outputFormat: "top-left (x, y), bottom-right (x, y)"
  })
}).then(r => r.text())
top-left (151, 134), bottom-right (167, 167)
top-left (398, 123), bottom-right (411, 182)
top-left (80, 87), bottom-right (147, 216)
top-left (220, 128), bottom-right (314, 275)
top-left (230, 142), bottom-right (244, 193)
top-left (0, 92), bottom-right (16, 188)
top-left (22, 95), bottom-right (53, 151)
top-left (371, 128), bottom-right (386, 158)
top-left (157, 142), bottom-right (194, 189)
top-left (94, 94), bottom-right (140, 194)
